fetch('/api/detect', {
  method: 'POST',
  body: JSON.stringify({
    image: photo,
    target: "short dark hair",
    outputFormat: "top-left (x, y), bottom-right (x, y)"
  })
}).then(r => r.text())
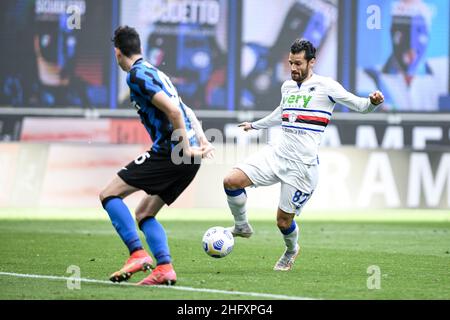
top-left (290, 39), bottom-right (316, 61)
top-left (112, 26), bottom-right (141, 57)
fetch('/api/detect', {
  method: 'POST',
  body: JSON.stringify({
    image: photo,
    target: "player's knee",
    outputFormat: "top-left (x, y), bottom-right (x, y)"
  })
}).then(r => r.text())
top-left (99, 189), bottom-right (121, 208)
top-left (223, 175), bottom-right (240, 190)
top-left (135, 209), bottom-right (145, 222)
top-left (99, 190), bottom-right (107, 203)
top-left (223, 176), bottom-right (232, 189)
top-left (276, 217), bottom-right (292, 230)
top-left (135, 211), bottom-right (156, 224)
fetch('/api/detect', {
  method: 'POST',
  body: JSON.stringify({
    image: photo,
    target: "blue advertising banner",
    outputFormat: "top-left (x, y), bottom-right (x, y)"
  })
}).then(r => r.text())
top-left (355, 0), bottom-right (449, 112)
top-left (0, 0), bottom-right (113, 108)
top-left (118, 0), bottom-right (229, 110)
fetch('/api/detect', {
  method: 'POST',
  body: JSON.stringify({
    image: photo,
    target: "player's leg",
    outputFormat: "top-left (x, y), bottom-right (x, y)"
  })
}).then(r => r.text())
top-left (277, 207), bottom-right (298, 252)
top-left (224, 147), bottom-right (280, 238)
top-left (273, 206), bottom-right (300, 271)
top-left (223, 168), bottom-right (254, 237)
top-left (137, 161), bottom-right (200, 286)
top-left (274, 183), bottom-right (313, 271)
top-left (100, 175), bottom-right (154, 282)
top-left (134, 195), bottom-right (177, 286)
top-left (99, 175), bottom-right (145, 255)
top-left (135, 195), bottom-right (171, 267)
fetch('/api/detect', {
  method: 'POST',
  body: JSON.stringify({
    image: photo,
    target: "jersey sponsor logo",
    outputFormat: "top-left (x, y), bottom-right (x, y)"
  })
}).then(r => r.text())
top-left (282, 126), bottom-right (308, 135)
top-left (282, 95), bottom-right (312, 108)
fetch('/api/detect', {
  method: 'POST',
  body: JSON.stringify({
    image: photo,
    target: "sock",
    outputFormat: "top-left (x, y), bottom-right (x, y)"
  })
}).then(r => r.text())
top-left (224, 188), bottom-right (248, 226)
top-left (102, 197), bottom-right (143, 255)
top-left (279, 221), bottom-right (299, 252)
top-left (139, 217), bottom-right (171, 265)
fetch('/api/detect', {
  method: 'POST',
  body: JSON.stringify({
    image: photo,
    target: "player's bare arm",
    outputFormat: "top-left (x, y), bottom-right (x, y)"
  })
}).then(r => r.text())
top-left (151, 91), bottom-right (212, 159)
top-left (183, 105), bottom-right (215, 159)
top-left (238, 105), bottom-right (283, 132)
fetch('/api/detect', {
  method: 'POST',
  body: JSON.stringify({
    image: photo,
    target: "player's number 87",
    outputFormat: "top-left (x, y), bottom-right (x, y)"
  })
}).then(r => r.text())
top-left (292, 190), bottom-right (311, 209)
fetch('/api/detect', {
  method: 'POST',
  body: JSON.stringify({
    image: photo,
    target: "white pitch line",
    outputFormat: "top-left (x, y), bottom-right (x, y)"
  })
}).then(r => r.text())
top-left (0, 272), bottom-right (316, 300)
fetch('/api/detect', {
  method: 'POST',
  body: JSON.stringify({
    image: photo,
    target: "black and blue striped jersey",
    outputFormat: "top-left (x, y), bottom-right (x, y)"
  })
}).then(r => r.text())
top-left (127, 58), bottom-right (199, 155)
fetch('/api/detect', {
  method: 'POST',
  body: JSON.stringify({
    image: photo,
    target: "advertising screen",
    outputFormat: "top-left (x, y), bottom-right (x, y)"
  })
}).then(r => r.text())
top-left (0, 0), bottom-right (113, 108)
top-left (118, 0), bottom-right (229, 110)
top-left (240, 0), bottom-right (338, 110)
top-left (356, 0), bottom-right (449, 112)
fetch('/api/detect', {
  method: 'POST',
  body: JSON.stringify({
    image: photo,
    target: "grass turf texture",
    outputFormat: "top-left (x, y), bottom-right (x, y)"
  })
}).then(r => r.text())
top-left (0, 208), bottom-right (449, 300)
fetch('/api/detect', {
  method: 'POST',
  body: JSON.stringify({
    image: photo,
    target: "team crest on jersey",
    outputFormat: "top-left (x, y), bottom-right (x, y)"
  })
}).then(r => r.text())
top-left (288, 113), bottom-right (298, 123)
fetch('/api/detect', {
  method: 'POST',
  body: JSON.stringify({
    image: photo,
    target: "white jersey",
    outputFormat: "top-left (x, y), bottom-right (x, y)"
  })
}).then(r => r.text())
top-left (251, 74), bottom-right (381, 165)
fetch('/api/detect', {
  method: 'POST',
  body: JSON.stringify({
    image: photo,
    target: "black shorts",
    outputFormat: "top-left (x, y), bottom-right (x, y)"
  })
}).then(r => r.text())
top-left (117, 150), bottom-right (200, 205)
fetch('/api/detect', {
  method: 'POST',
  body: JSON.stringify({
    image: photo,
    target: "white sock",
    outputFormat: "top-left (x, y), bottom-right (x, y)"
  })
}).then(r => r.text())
top-left (225, 189), bottom-right (248, 226)
top-left (281, 222), bottom-right (299, 252)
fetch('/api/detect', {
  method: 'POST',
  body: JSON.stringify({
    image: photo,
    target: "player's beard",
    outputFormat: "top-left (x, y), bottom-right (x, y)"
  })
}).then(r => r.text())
top-left (291, 70), bottom-right (308, 83)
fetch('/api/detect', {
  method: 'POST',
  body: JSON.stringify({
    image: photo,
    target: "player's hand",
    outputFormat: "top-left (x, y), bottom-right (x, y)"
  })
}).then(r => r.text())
top-left (369, 90), bottom-right (384, 105)
top-left (186, 143), bottom-right (215, 159)
top-left (238, 122), bottom-right (253, 132)
top-left (200, 141), bottom-right (215, 159)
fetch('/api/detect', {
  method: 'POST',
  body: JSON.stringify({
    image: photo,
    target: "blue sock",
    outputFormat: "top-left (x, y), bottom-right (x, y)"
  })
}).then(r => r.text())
top-left (102, 197), bottom-right (143, 255)
top-left (139, 217), bottom-right (171, 265)
top-left (279, 221), bottom-right (298, 252)
top-left (279, 221), bottom-right (297, 235)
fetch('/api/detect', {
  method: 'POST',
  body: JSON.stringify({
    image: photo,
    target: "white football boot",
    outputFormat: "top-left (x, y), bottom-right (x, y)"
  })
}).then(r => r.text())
top-left (226, 223), bottom-right (254, 238)
top-left (273, 244), bottom-right (300, 271)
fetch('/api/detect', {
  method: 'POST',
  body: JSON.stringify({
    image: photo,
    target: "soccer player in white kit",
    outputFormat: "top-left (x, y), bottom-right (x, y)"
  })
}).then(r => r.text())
top-left (223, 39), bottom-right (385, 271)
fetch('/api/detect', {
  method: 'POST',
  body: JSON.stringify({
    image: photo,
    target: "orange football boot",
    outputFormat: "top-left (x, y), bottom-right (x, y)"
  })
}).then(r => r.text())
top-left (137, 263), bottom-right (177, 286)
top-left (109, 249), bottom-right (153, 283)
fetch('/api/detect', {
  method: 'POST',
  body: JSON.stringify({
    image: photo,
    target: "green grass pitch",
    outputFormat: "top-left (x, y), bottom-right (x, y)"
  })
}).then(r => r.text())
top-left (0, 208), bottom-right (449, 300)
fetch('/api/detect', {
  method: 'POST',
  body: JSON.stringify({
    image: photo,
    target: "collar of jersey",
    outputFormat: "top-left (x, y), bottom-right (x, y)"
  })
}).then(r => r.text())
top-left (297, 73), bottom-right (315, 87)
top-left (132, 58), bottom-right (144, 67)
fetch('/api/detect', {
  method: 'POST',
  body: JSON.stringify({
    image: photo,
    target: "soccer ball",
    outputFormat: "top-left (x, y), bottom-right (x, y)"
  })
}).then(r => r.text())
top-left (202, 226), bottom-right (234, 258)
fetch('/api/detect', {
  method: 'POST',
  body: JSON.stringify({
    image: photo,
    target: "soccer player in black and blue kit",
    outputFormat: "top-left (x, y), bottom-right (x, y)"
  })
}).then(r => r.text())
top-left (100, 26), bottom-right (213, 286)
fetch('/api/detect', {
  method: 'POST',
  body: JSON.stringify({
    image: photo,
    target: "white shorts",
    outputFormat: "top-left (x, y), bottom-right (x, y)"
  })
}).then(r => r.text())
top-left (235, 146), bottom-right (318, 215)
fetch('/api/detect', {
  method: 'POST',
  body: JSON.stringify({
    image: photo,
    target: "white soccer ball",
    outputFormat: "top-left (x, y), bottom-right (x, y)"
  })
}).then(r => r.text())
top-left (202, 226), bottom-right (234, 258)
